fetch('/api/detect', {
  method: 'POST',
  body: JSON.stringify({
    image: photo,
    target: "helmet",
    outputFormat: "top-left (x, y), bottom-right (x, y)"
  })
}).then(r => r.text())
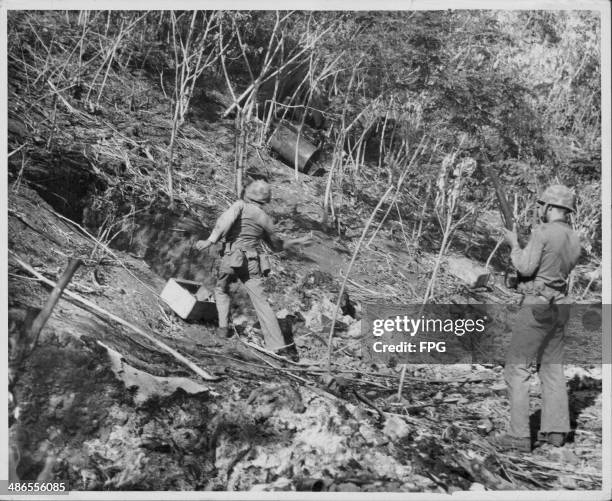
top-left (244, 180), bottom-right (271, 204)
top-left (538, 184), bottom-right (576, 212)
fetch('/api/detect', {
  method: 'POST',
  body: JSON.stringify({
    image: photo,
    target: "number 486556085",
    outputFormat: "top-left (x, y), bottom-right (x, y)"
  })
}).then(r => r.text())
top-left (7, 482), bottom-right (66, 492)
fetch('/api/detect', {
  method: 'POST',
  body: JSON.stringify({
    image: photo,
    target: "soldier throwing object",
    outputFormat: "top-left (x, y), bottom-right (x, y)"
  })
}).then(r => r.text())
top-left (496, 184), bottom-right (581, 453)
top-left (195, 181), bottom-right (311, 358)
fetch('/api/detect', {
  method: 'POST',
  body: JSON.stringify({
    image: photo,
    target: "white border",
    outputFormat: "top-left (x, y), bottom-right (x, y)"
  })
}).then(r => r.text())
top-left (1, 1), bottom-right (611, 500)
top-left (1, 0), bottom-right (9, 496)
top-left (0, 0), bottom-right (610, 10)
top-left (599, 1), bottom-right (612, 500)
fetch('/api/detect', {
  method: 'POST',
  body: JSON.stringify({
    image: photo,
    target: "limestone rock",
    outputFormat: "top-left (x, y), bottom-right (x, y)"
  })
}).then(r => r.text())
top-left (383, 415), bottom-right (410, 441)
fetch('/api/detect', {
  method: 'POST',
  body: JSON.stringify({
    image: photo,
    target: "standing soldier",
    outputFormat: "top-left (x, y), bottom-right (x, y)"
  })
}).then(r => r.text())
top-left (497, 184), bottom-right (581, 452)
top-left (195, 180), bottom-right (310, 359)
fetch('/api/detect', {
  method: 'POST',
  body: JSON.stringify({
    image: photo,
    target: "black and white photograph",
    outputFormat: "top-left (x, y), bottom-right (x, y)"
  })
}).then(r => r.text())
top-left (2, 3), bottom-right (611, 498)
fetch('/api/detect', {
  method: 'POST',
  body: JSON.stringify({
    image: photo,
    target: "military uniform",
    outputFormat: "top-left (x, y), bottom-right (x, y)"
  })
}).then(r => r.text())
top-left (501, 185), bottom-right (581, 450)
top-left (206, 198), bottom-right (286, 351)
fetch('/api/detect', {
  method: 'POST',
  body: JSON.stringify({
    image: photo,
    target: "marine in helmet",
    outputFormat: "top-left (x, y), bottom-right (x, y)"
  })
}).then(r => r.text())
top-left (195, 181), bottom-right (310, 359)
top-left (496, 184), bottom-right (582, 452)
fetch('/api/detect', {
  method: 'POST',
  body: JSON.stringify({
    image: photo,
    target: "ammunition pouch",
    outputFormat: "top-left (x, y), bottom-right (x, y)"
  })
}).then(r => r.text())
top-left (221, 242), bottom-right (272, 277)
top-left (259, 254), bottom-right (271, 277)
top-left (227, 248), bottom-right (246, 269)
top-left (219, 242), bottom-right (247, 270)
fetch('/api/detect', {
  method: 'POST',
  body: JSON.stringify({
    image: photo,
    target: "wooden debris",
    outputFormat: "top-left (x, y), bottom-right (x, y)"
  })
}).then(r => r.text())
top-left (9, 252), bottom-right (220, 382)
top-left (27, 258), bottom-right (82, 353)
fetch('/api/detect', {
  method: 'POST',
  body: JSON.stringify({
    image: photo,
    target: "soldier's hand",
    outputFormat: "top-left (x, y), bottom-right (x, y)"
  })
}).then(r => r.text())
top-left (195, 239), bottom-right (212, 251)
top-left (501, 226), bottom-right (518, 248)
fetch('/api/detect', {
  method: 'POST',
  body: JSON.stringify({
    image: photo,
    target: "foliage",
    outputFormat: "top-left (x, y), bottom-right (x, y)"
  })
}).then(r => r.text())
top-left (6, 9), bottom-right (602, 258)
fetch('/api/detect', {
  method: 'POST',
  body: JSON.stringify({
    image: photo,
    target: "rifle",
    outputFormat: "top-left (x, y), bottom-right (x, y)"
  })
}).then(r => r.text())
top-left (482, 161), bottom-right (520, 289)
top-left (482, 163), bottom-right (514, 231)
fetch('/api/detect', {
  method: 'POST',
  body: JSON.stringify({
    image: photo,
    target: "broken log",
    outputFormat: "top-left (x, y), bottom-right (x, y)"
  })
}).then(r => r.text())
top-left (9, 252), bottom-right (219, 382)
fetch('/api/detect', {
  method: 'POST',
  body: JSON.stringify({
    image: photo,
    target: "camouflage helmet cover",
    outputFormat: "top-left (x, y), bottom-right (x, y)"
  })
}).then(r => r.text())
top-left (244, 180), bottom-right (271, 203)
top-left (538, 184), bottom-right (576, 212)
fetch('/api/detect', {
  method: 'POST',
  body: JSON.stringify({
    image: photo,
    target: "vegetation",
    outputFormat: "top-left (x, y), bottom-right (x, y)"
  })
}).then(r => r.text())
top-left (6, 10), bottom-right (604, 492)
top-left (7, 10), bottom-right (601, 258)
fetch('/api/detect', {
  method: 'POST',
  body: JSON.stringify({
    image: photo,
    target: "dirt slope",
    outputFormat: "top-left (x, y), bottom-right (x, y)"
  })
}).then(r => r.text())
top-left (6, 18), bottom-right (603, 490)
top-left (7, 180), bottom-right (603, 492)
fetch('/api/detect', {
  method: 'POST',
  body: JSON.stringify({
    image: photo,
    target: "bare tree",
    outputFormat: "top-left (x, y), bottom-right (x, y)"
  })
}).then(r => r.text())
top-left (166, 11), bottom-right (220, 205)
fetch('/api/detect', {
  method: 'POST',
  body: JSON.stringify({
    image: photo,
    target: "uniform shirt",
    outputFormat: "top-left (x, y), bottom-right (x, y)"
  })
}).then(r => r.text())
top-left (511, 220), bottom-right (581, 292)
top-left (208, 200), bottom-right (284, 252)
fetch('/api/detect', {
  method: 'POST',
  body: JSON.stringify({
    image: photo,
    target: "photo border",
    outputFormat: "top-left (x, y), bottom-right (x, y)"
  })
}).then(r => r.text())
top-left (1, 1), bottom-right (610, 499)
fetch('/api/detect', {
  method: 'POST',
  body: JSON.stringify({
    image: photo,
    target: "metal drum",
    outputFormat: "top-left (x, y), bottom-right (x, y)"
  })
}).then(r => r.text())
top-left (269, 122), bottom-right (320, 174)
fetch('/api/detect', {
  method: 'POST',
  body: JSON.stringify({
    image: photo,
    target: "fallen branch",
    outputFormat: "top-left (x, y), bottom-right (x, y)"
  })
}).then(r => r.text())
top-left (27, 258), bottom-right (82, 353)
top-left (8, 143), bottom-right (26, 158)
top-left (336, 273), bottom-right (393, 297)
top-left (243, 342), bottom-right (312, 386)
top-left (352, 389), bottom-right (384, 421)
top-left (383, 410), bottom-right (431, 425)
top-left (239, 339), bottom-right (304, 367)
top-left (9, 251), bottom-right (219, 382)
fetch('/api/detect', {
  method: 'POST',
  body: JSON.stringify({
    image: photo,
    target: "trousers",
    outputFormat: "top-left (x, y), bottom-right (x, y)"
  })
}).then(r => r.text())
top-left (504, 295), bottom-right (570, 437)
top-left (214, 249), bottom-right (285, 351)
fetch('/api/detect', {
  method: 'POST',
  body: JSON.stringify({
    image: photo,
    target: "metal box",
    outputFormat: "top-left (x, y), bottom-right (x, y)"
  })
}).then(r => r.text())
top-left (160, 278), bottom-right (217, 321)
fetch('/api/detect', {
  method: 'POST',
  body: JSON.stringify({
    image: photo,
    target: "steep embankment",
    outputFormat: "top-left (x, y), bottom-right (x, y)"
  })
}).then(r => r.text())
top-left (5, 187), bottom-right (450, 492)
top-left (7, 14), bottom-right (603, 492)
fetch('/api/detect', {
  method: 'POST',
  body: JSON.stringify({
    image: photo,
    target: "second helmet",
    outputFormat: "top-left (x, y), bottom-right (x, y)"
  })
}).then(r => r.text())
top-left (538, 184), bottom-right (576, 212)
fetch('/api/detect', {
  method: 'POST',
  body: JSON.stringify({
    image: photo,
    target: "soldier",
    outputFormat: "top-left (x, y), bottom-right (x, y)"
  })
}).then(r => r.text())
top-left (195, 181), bottom-right (310, 359)
top-left (496, 184), bottom-right (581, 452)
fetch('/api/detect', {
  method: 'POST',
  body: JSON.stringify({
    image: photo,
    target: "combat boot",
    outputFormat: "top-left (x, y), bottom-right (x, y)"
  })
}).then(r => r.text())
top-left (537, 431), bottom-right (565, 447)
top-left (493, 434), bottom-right (531, 453)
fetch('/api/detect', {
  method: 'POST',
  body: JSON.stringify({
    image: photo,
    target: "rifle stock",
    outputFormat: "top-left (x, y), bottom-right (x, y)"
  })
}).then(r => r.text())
top-left (483, 163), bottom-right (514, 231)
